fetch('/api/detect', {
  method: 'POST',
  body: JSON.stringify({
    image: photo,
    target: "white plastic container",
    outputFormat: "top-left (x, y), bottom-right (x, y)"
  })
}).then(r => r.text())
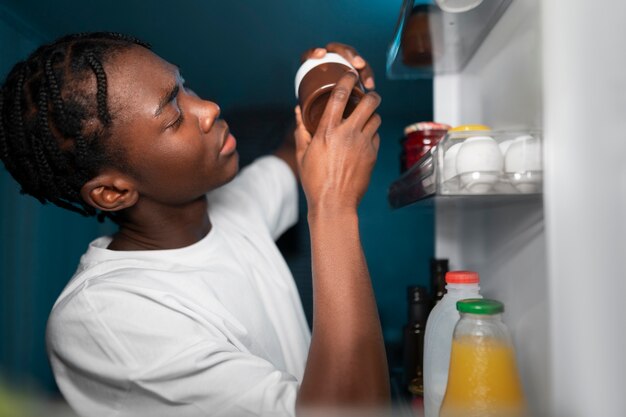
top-left (423, 270), bottom-right (482, 417)
top-left (435, 129), bottom-right (543, 196)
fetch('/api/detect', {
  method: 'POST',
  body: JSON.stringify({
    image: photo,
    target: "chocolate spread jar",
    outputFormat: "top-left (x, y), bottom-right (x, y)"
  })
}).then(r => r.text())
top-left (295, 53), bottom-right (365, 135)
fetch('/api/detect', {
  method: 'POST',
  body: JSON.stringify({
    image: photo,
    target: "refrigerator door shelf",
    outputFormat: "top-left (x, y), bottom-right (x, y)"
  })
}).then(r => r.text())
top-left (388, 130), bottom-right (543, 209)
top-left (386, 0), bottom-right (513, 79)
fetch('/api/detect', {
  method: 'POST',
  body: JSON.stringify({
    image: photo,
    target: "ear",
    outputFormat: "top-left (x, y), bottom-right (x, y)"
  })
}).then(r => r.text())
top-left (80, 172), bottom-right (139, 212)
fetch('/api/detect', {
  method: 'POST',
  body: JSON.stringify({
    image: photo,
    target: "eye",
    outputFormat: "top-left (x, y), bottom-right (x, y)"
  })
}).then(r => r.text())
top-left (169, 108), bottom-right (185, 129)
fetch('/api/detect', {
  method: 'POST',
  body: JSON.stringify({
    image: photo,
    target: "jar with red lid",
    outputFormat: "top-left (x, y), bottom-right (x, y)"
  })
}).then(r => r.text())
top-left (400, 122), bottom-right (451, 173)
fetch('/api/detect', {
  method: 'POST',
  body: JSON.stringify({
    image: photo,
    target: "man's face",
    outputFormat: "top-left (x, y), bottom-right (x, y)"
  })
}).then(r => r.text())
top-left (105, 45), bottom-right (239, 207)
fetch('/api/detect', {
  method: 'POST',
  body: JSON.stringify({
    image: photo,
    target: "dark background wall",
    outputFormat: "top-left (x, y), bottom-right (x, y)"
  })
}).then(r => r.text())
top-left (0, 0), bottom-right (434, 396)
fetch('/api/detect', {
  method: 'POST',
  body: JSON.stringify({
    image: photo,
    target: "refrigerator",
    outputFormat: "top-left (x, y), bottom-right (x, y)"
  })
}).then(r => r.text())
top-left (388, 0), bottom-right (626, 416)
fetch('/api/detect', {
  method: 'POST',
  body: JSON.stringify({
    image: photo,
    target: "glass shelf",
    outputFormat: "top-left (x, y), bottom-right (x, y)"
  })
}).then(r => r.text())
top-left (388, 130), bottom-right (543, 209)
top-left (386, 0), bottom-right (513, 79)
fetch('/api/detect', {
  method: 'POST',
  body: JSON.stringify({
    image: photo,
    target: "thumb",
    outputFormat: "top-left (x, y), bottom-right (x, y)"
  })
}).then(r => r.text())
top-left (294, 105), bottom-right (311, 165)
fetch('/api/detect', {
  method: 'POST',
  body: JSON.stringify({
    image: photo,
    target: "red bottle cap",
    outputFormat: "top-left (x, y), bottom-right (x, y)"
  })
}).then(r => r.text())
top-left (445, 270), bottom-right (479, 284)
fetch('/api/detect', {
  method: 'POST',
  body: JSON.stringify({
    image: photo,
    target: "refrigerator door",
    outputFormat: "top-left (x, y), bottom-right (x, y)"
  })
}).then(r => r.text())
top-left (543, 1), bottom-right (626, 417)
top-left (434, 0), bottom-right (626, 416)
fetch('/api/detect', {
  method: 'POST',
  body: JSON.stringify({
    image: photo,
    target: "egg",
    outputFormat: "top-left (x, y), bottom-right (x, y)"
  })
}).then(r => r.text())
top-left (456, 136), bottom-right (504, 193)
top-left (443, 142), bottom-right (463, 184)
top-left (499, 139), bottom-right (515, 156)
top-left (505, 135), bottom-right (543, 193)
top-left (505, 135), bottom-right (542, 172)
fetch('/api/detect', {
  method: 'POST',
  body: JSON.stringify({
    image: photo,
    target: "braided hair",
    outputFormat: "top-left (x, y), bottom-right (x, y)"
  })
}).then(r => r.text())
top-left (0, 32), bottom-right (151, 221)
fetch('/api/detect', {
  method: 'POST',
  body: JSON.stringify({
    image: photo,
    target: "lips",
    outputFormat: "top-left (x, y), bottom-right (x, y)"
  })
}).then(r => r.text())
top-left (221, 124), bottom-right (229, 148)
top-left (219, 123), bottom-right (237, 156)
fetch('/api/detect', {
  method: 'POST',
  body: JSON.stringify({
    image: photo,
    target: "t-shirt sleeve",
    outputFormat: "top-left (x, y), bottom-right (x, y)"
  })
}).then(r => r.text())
top-left (47, 284), bottom-right (299, 417)
top-left (208, 155), bottom-right (298, 240)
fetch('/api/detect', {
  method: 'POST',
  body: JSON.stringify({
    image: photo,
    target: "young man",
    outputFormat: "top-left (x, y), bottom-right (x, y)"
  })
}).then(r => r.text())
top-left (0, 33), bottom-right (389, 416)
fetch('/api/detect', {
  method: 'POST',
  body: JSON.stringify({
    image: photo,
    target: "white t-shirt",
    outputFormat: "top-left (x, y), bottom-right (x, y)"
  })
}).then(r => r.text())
top-left (46, 156), bottom-right (311, 417)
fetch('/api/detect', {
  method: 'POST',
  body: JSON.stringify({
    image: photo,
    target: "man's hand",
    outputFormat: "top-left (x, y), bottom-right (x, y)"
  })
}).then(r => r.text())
top-left (294, 72), bottom-right (381, 214)
top-left (274, 43), bottom-right (376, 180)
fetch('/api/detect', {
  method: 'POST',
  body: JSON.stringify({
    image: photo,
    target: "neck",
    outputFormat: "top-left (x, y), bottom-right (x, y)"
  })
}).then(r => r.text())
top-left (108, 196), bottom-right (211, 251)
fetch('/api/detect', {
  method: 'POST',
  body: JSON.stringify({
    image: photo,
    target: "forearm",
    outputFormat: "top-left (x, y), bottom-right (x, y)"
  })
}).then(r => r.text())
top-left (297, 207), bottom-right (390, 409)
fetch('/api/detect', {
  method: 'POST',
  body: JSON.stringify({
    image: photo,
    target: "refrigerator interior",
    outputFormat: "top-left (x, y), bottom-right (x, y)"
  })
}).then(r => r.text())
top-left (432, 0), bottom-right (626, 416)
top-left (433, 0), bottom-right (548, 415)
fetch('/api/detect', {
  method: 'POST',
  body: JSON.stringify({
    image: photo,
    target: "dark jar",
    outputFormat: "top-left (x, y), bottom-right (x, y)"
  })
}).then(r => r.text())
top-left (401, 5), bottom-right (433, 67)
top-left (295, 53), bottom-right (365, 135)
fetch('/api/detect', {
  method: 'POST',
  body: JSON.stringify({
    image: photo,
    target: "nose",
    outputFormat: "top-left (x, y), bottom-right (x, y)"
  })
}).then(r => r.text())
top-left (197, 99), bottom-right (220, 134)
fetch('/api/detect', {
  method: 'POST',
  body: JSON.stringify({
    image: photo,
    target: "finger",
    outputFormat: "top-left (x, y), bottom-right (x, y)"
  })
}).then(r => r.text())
top-left (300, 47), bottom-right (326, 63)
top-left (360, 66), bottom-right (375, 90)
top-left (294, 106), bottom-right (311, 163)
top-left (312, 47), bottom-right (326, 58)
top-left (362, 112), bottom-right (382, 138)
top-left (326, 42), bottom-right (375, 89)
top-left (317, 71), bottom-right (358, 133)
top-left (325, 42), bottom-right (364, 69)
top-left (346, 91), bottom-right (381, 131)
top-left (372, 133), bottom-right (381, 154)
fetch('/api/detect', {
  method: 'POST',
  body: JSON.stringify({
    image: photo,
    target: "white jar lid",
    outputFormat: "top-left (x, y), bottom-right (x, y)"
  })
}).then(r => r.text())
top-left (294, 52), bottom-right (355, 98)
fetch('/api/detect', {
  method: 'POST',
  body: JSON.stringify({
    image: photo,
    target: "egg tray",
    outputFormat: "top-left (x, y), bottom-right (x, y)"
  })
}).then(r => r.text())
top-left (388, 130), bottom-right (543, 208)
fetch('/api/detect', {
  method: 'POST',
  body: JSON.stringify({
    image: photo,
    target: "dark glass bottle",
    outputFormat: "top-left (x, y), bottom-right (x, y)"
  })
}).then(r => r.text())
top-left (402, 285), bottom-right (431, 396)
top-left (430, 258), bottom-right (449, 303)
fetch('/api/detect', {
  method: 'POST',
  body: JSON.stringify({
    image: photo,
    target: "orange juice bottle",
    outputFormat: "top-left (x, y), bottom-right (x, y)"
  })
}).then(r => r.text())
top-left (439, 299), bottom-right (527, 417)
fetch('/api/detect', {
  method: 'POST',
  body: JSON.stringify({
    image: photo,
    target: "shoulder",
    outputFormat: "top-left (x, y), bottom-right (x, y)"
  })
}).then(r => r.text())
top-left (46, 265), bottom-right (233, 368)
top-left (48, 263), bottom-right (218, 325)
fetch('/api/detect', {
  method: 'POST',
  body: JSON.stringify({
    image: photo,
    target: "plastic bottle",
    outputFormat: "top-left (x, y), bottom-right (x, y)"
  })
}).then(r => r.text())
top-left (423, 270), bottom-right (482, 417)
top-left (440, 299), bottom-right (527, 417)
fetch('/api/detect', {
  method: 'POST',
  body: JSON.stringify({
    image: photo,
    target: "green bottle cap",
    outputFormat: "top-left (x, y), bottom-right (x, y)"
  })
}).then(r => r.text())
top-left (456, 298), bottom-right (504, 315)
